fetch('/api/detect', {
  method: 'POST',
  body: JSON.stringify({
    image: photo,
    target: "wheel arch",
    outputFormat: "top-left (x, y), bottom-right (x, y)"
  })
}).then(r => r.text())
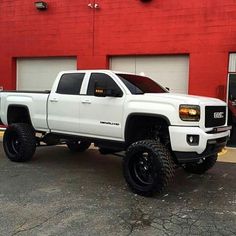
top-left (7, 105), bottom-right (32, 126)
top-left (124, 113), bottom-right (171, 145)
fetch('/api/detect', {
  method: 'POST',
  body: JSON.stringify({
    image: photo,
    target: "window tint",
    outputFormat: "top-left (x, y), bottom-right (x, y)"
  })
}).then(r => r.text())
top-left (117, 74), bottom-right (167, 94)
top-left (56, 73), bottom-right (85, 95)
top-left (87, 73), bottom-right (122, 96)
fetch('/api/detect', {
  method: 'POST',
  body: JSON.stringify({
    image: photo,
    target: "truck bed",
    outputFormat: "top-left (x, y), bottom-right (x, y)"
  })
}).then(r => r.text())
top-left (0, 91), bottom-right (50, 131)
top-left (1, 90), bottom-right (51, 94)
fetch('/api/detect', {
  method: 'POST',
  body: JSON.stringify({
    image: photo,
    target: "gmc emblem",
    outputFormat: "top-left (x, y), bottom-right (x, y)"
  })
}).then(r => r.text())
top-left (213, 112), bottom-right (224, 119)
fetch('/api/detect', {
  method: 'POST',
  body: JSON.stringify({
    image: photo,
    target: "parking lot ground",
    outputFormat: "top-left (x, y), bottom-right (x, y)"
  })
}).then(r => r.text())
top-left (0, 143), bottom-right (235, 236)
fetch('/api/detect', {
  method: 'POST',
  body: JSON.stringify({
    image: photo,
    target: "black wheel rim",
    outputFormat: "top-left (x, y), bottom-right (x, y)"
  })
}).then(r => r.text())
top-left (11, 136), bottom-right (21, 153)
top-left (130, 151), bottom-right (154, 186)
top-left (6, 132), bottom-right (21, 155)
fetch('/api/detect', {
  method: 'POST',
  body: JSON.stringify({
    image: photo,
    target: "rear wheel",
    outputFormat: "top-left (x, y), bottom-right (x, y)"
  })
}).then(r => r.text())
top-left (183, 154), bottom-right (217, 174)
top-left (3, 123), bottom-right (36, 162)
top-left (66, 140), bottom-right (91, 152)
top-left (123, 140), bottom-right (174, 197)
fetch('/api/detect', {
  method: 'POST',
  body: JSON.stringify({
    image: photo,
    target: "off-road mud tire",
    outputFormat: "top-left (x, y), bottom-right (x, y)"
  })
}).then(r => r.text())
top-left (123, 140), bottom-right (175, 197)
top-left (3, 123), bottom-right (36, 162)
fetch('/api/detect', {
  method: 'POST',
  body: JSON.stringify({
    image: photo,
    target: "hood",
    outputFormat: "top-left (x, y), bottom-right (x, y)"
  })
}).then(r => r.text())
top-left (143, 93), bottom-right (226, 106)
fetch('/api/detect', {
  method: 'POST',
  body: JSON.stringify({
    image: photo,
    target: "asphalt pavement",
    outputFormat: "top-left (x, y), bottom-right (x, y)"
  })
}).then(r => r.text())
top-left (0, 141), bottom-right (235, 236)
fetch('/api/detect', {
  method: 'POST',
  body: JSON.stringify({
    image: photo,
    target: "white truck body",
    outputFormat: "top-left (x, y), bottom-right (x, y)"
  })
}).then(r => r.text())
top-left (0, 70), bottom-right (231, 196)
top-left (0, 70), bottom-right (230, 155)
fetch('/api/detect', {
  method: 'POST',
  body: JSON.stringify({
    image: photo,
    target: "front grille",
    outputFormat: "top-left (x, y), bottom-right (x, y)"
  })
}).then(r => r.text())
top-left (205, 106), bottom-right (226, 128)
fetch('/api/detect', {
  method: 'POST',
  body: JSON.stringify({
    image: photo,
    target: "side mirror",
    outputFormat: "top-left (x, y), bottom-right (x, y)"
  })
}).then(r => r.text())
top-left (94, 87), bottom-right (123, 97)
top-left (106, 89), bottom-right (123, 97)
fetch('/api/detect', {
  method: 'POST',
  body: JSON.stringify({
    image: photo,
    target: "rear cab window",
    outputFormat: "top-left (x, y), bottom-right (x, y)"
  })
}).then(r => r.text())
top-left (56, 73), bottom-right (85, 95)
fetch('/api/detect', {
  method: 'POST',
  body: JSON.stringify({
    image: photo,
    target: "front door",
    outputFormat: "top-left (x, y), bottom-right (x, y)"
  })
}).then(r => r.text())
top-left (79, 72), bottom-right (125, 140)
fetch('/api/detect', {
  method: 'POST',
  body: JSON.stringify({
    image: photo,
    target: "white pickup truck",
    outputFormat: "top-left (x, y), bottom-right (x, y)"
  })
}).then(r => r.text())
top-left (0, 70), bottom-right (231, 196)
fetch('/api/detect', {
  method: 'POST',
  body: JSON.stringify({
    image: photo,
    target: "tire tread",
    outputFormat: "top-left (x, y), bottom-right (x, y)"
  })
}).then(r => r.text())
top-left (123, 139), bottom-right (174, 196)
top-left (3, 123), bottom-right (36, 162)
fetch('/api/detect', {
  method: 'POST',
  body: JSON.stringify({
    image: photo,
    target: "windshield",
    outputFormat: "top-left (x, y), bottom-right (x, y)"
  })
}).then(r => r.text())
top-left (117, 74), bottom-right (167, 94)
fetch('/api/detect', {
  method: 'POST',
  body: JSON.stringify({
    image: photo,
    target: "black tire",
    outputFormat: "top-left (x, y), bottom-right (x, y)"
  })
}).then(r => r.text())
top-left (66, 140), bottom-right (91, 152)
top-left (123, 140), bottom-right (175, 197)
top-left (183, 154), bottom-right (217, 174)
top-left (3, 123), bottom-right (36, 162)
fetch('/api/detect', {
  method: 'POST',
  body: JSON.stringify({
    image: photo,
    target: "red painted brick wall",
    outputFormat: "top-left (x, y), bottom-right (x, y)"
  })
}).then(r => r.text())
top-left (0, 0), bottom-right (236, 98)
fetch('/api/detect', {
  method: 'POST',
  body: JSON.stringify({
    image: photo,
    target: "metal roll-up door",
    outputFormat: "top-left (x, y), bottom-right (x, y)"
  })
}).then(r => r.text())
top-left (17, 57), bottom-right (77, 91)
top-left (110, 55), bottom-right (189, 94)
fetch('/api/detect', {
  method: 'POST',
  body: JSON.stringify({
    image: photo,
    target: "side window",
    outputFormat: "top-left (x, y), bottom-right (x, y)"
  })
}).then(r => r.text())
top-left (87, 73), bottom-right (122, 96)
top-left (56, 73), bottom-right (85, 95)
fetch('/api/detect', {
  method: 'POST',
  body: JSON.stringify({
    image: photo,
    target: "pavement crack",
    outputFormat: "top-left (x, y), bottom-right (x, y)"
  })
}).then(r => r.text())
top-left (11, 208), bottom-right (68, 236)
top-left (119, 207), bottom-right (154, 235)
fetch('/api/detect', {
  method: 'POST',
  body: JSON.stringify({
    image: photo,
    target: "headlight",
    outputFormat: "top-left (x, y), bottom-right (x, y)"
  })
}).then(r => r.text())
top-left (179, 105), bottom-right (200, 121)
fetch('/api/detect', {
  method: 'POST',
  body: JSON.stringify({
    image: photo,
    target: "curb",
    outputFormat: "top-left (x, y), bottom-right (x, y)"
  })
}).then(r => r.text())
top-left (218, 148), bottom-right (227, 156)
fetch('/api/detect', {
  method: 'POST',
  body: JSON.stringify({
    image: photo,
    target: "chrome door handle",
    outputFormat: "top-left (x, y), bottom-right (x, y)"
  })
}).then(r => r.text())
top-left (82, 99), bottom-right (91, 104)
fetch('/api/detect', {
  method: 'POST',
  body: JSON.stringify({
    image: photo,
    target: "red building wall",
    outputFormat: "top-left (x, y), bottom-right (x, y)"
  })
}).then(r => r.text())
top-left (1, 0), bottom-right (236, 98)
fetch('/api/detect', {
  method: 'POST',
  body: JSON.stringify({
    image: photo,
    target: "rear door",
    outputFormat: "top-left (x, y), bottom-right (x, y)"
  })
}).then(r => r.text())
top-left (47, 73), bottom-right (85, 134)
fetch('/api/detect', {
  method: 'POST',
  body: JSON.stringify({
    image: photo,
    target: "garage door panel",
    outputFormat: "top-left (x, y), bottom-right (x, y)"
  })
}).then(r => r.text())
top-left (17, 57), bottom-right (77, 91)
top-left (110, 55), bottom-right (189, 94)
top-left (110, 57), bottom-right (136, 74)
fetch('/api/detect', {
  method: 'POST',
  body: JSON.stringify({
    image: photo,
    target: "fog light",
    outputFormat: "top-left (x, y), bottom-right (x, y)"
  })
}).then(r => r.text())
top-left (187, 135), bottom-right (199, 146)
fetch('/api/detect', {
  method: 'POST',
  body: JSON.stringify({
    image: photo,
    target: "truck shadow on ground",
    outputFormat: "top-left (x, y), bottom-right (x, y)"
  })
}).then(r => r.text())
top-left (30, 145), bottom-right (236, 197)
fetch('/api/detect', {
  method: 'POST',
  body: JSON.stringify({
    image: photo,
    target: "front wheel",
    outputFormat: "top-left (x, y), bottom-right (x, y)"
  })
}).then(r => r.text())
top-left (183, 154), bottom-right (217, 174)
top-left (66, 140), bottom-right (91, 152)
top-left (3, 123), bottom-right (36, 162)
top-left (123, 140), bottom-right (174, 197)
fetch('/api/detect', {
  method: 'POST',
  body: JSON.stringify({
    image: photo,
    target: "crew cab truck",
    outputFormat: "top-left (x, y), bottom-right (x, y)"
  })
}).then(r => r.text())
top-left (0, 70), bottom-right (231, 196)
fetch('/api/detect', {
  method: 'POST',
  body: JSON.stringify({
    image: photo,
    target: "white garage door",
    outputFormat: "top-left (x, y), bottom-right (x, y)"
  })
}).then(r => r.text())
top-left (110, 55), bottom-right (189, 93)
top-left (17, 57), bottom-right (77, 91)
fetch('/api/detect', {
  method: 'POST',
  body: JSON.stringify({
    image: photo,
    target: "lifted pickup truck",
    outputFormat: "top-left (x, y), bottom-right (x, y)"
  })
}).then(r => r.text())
top-left (0, 70), bottom-right (231, 196)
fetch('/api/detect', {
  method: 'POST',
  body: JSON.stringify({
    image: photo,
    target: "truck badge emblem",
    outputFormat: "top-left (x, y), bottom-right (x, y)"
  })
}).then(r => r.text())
top-left (213, 112), bottom-right (224, 119)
